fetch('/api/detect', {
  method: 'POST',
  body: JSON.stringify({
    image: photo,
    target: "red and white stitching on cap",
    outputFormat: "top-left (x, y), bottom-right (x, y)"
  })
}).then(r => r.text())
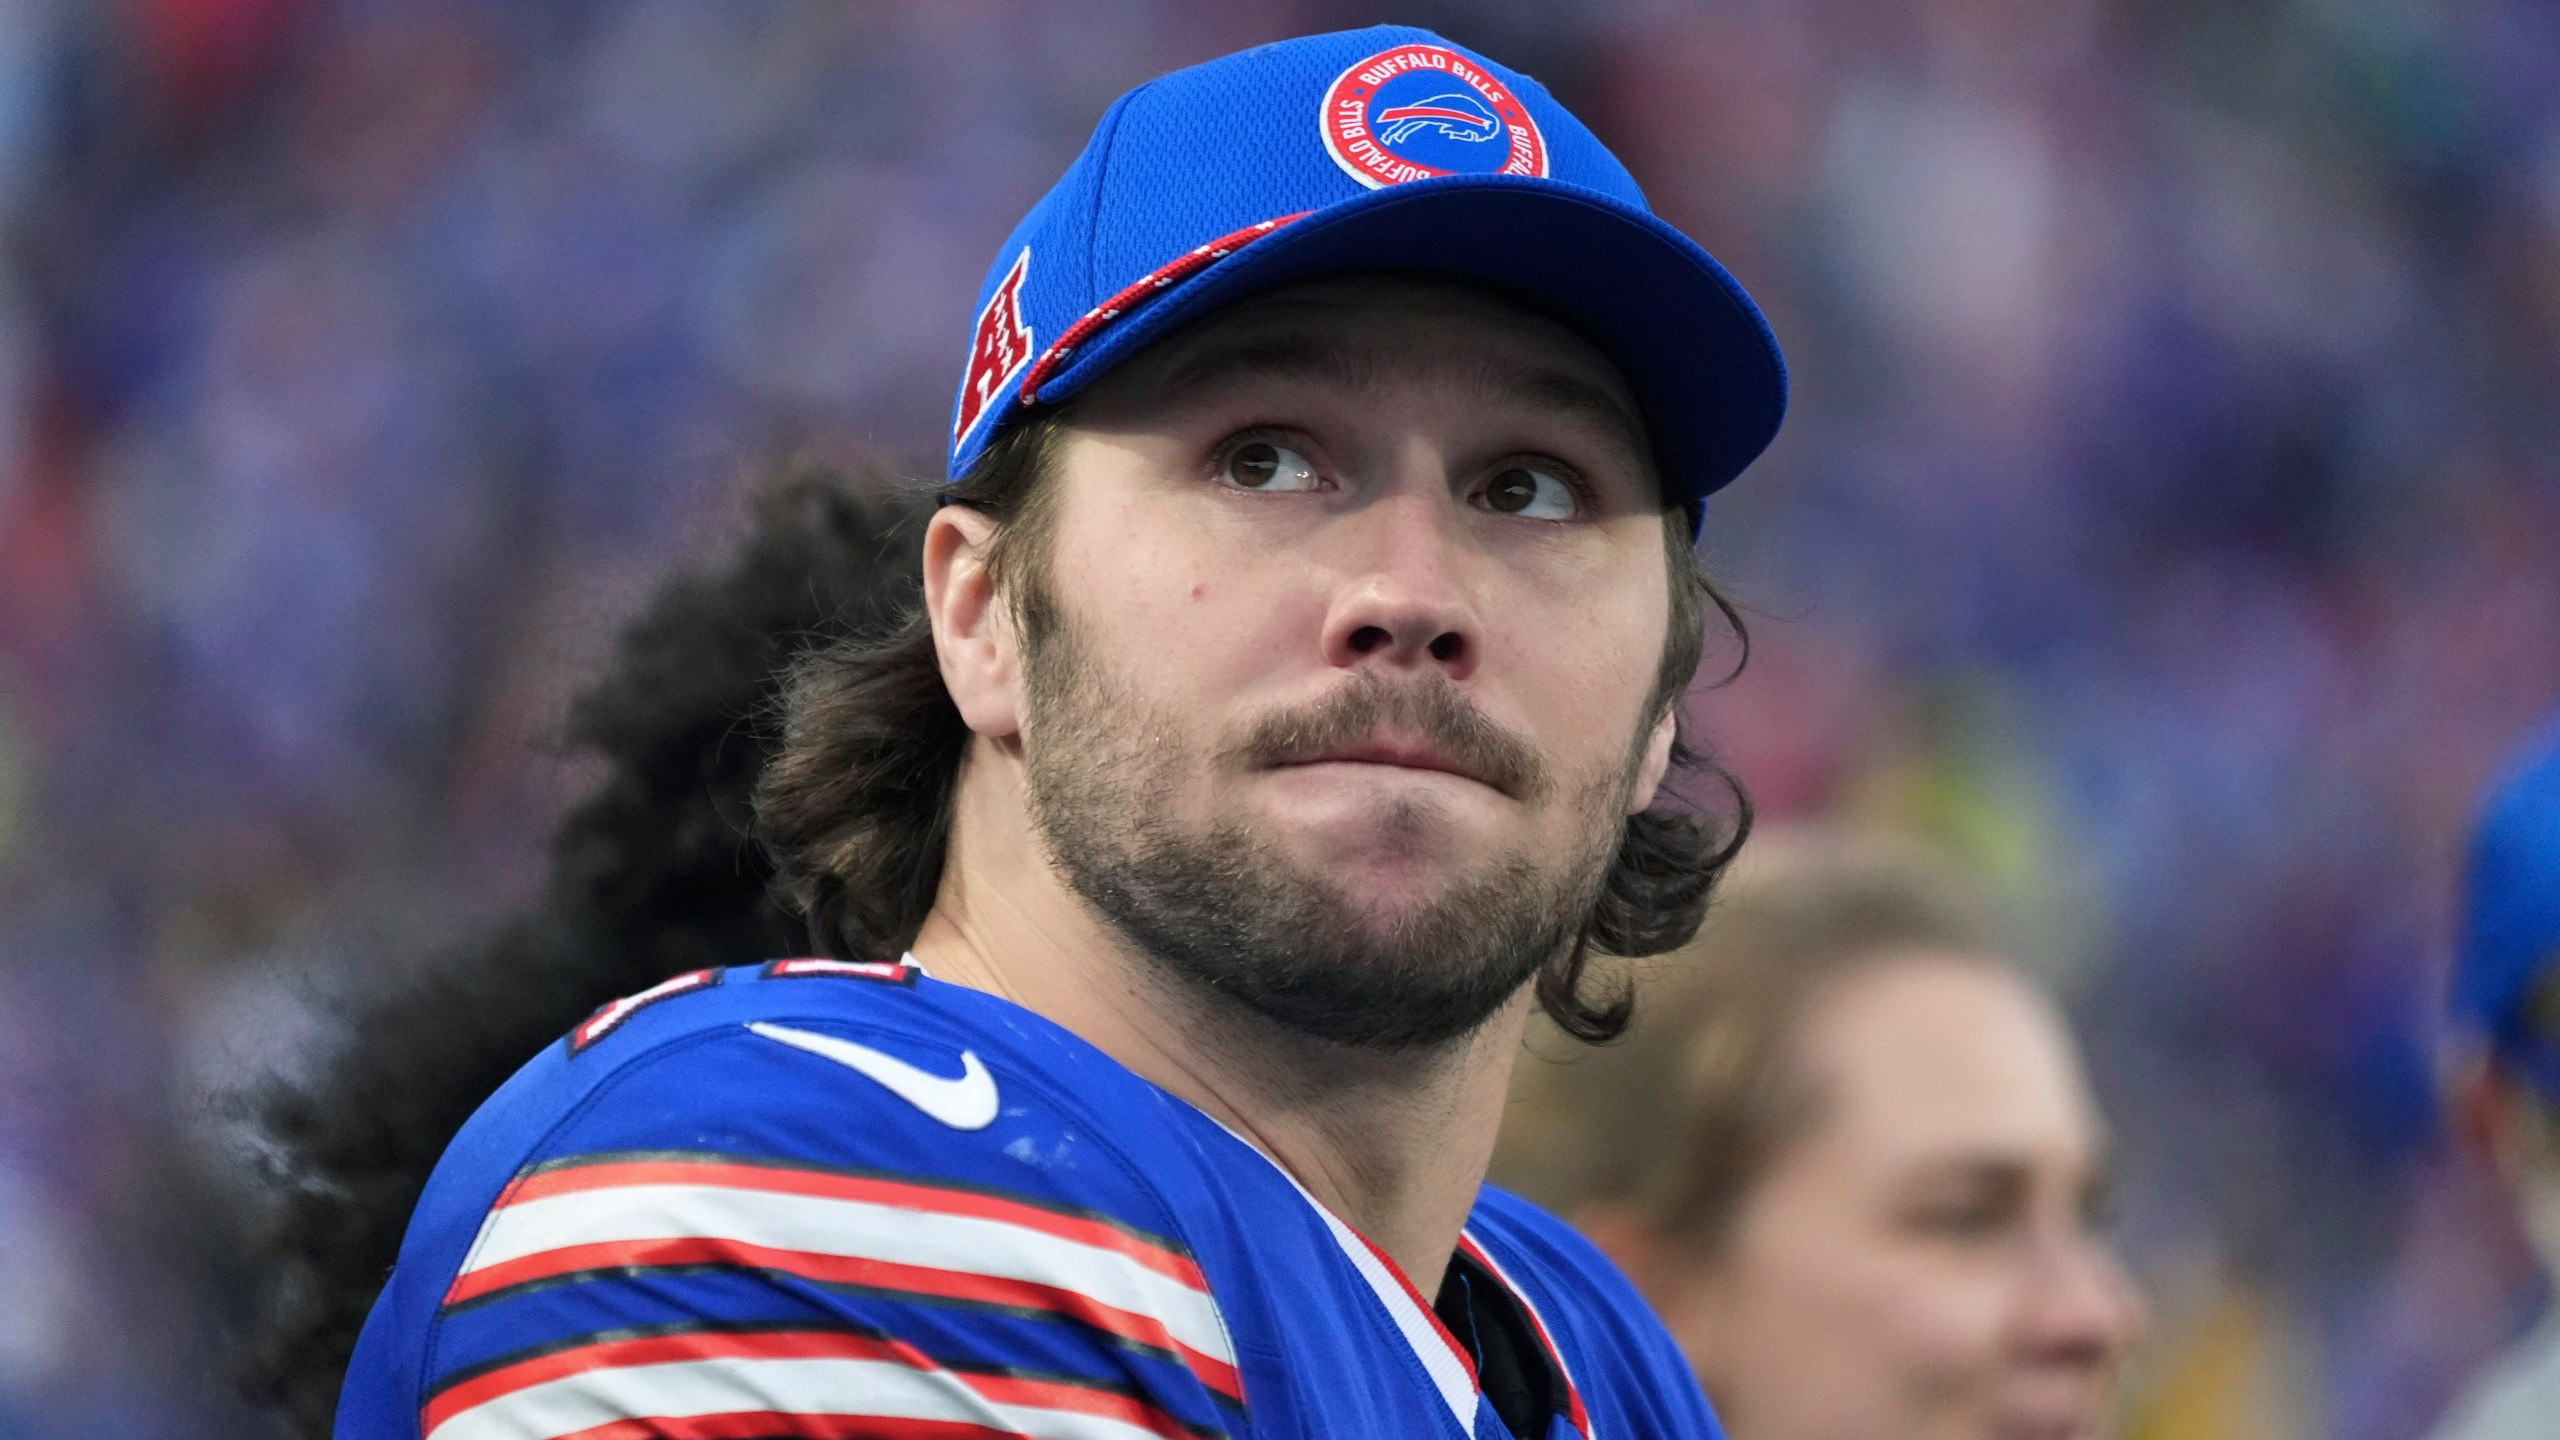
top-left (1019, 212), bottom-right (1312, 405)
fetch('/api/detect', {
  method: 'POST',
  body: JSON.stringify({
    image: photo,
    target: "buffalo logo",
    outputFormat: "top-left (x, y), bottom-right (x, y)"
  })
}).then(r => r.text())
top-left (1320, 42), bottom-right (1549, 190)
top-left (1374, 91), bottom-right (1500, 146)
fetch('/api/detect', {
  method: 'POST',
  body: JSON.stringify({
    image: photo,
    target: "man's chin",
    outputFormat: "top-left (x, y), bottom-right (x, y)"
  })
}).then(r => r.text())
top-left (1079, 832), bottom-right (1573, 1052)
top-left (1247, 798), bottom-right (1515, 887)
top-left (1316, 877), bottom-right (1488, 939)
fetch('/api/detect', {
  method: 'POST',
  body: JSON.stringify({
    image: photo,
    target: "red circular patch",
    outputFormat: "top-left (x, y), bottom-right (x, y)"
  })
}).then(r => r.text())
top-left (1319, 43), bottom-right (1548, 190)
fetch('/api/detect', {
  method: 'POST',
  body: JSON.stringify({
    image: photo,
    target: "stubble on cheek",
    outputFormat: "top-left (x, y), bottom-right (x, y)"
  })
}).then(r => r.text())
top-left (1016, 607), bottom-right (1643, 1046)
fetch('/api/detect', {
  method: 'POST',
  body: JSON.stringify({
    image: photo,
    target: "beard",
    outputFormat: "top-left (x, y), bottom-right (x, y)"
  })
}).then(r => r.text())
top-left (1015, 598), bottom-right (1637, 1052)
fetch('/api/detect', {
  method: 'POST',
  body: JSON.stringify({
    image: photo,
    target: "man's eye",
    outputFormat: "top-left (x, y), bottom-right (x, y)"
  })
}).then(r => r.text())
top-left (1221, 440), bottom-right (1320, 491)
top-left (1477, 465), bottom-right (1578, 519)
top-left (1910, 1203), bottom-right (2012, 1242)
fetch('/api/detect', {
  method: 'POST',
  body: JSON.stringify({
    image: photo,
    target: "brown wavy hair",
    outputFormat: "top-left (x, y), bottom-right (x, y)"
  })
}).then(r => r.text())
top-left (757, 407), bottom-right (1751, 1043)
top-left (1493, 830), bottom-right (2009, 1243)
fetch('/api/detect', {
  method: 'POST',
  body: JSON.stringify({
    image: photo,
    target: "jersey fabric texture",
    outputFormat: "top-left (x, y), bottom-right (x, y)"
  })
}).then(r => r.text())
top-left (337, 959), bottom-right (1724, 1440)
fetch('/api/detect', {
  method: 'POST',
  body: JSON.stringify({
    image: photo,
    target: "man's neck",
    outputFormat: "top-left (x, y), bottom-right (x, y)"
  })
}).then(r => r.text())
top-left (907, 757), bottom-right (1525, 1294)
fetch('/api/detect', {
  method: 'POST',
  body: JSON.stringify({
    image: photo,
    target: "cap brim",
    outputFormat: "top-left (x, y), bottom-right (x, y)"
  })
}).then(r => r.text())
top-left (1028, 173), bottom-right (1788, 511)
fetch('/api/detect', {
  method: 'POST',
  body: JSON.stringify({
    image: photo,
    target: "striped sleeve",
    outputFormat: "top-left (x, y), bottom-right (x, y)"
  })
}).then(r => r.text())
top-left (414, 1042), bottom-right (1244, 1440)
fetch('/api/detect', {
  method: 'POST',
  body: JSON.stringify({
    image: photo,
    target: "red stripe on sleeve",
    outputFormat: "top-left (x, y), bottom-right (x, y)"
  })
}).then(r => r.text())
top-left (492, 1157), bottom-right (1209, 1290)
top-left (555, 1416), bottom-right (1017, 1440)
top-left (441, 1236), bottom-right (1242, 1402)
top-left (425, 1329), bottom-right (919, 1433)
top-left (426, 1327), bottom-right (1211, 1440)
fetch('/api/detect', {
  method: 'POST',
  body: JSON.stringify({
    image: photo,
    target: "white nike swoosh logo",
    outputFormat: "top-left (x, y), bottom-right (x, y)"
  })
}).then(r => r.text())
top-left (746, 1022), bottom-right (1001, 1131)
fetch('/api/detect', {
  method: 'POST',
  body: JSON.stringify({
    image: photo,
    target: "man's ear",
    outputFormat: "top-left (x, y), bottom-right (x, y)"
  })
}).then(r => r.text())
top-left (1627, 705), bottom-right (1679, 815)
top-left (923, 504), bottom-right (1024, 742)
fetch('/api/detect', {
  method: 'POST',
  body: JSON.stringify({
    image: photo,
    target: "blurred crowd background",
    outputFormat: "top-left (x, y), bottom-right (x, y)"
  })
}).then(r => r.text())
top-left (2, 1), bottom-right (2557, 1435)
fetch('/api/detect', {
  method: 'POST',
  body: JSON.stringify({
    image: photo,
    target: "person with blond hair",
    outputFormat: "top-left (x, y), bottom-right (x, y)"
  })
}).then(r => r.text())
top-left (1498, 830), bottom-right (2146, 1440)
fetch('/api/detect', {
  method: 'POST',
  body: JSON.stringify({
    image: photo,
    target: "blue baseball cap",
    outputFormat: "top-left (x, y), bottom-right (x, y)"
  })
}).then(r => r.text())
top-left (2450, 711), bottom-right (2560, 1097)
top-left (945, 25), bottom-right (1787, 519)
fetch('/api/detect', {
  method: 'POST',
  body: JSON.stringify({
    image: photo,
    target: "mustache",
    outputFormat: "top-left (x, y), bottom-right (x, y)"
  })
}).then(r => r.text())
top-left (1226, 674), bottom-right (1553, 802)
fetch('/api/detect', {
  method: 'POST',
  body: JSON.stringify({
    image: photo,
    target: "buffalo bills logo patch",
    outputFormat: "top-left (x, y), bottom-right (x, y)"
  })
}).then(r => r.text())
top-left (1321, 43), bottom-right (1548, 190)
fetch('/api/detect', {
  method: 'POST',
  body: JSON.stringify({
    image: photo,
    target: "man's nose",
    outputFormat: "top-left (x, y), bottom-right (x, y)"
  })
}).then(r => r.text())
top-left (2018, 1228), bottom-right (2148, 1370)
top-left (1316, 488), bottom-right (1481, 682)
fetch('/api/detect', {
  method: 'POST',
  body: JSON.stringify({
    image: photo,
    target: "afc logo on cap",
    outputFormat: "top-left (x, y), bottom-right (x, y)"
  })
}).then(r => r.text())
top-left (954, 247), bottom-right (1035, 450)
top-left (1320, 43), bottom-right (1549, 190)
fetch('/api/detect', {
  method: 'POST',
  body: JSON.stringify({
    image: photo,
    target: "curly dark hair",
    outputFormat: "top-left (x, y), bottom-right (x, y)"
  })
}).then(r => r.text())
top-left (236, 454), bottom-right (927, 1438)
top-left (758, 408), bottom-right (1752, 1044)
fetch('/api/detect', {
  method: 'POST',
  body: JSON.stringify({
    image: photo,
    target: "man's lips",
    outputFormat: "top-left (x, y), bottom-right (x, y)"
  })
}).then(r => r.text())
top-left (1273, 734), bottom-right (1491, 788)
top-left (1993, 1413), bottom-right (2101, 1440)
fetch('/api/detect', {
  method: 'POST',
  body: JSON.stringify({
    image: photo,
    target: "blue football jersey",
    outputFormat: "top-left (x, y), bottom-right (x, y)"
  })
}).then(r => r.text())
top-left (337, 958), bottom-right (1724, 1440)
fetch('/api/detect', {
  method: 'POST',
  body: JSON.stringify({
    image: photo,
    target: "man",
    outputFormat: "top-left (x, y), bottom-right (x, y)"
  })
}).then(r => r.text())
top-left (334, 26), bottom-right (1785, 1439)
top-left (2433, 715), bottom-right (2560, 1440)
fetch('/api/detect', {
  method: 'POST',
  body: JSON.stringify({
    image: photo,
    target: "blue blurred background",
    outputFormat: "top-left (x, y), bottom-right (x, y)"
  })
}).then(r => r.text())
top-left (1, 1), bottom-right (2556, 1435)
